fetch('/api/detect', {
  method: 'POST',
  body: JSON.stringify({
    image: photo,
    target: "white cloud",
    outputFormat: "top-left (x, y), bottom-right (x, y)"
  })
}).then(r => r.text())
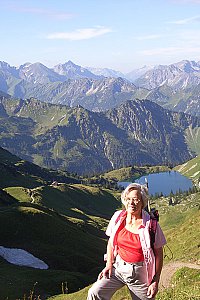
top-left (168, 15), bottom-right (200, 24)
top-left (136, 34), bottom-right (161, 41)
top-left (46, 26), bottom-right (112, 40)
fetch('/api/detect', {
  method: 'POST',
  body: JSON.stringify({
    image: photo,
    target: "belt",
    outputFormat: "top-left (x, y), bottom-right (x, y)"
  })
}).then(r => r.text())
top-left (116, 254), bottom-right (144, 266)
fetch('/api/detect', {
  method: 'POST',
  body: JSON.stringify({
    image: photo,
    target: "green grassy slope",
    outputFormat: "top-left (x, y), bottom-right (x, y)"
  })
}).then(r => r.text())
top-left (152, 191), bottom-right (200, 263)
top-left (0, 202), bottom-right (107, 299)
top-left (0, 188), bottom-right (18, 206)
top-left (48, 268), bottom-right (200, 300)
top-left (185, 125), bottom-right (200, 155)
top-left (0, 145), bottom-right (121, 299)
top-left (48, 191), bottom-right (200, 300)
top-left (101, 165), bottom-right (170, 182)
top-left (59, 261), bottom-right (200, 300)
top-left (0, 145), bottom-right (124, 298)
top-left (0, 256), bottom-right (88, 300)
top-left (1, 145), bottom-right (199, 299)
top-left (36, 184), bottom-right (120, 218)
top-left (157, 267), bottom-right (200, 300)
top-left (0, 202), bottom-right (107, 270)
top-left (174, 155), bottom-right (200, 184)
top-left (0, 147), bottom-right (79, 189)
top-left (161, 207), bottom-right (200, 263)
top-left (4, 184), bottom-right (120, 236)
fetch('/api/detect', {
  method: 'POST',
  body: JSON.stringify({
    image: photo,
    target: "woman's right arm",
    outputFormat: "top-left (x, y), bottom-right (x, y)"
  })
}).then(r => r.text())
top-left (98, 239), bottom-right (114, 279)
top-left (98, 210), bottom-right (123, 280)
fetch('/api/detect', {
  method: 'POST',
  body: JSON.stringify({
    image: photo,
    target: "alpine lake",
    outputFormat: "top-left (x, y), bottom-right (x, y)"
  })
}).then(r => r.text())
top-left (118, 171), bottom-right (193, 196)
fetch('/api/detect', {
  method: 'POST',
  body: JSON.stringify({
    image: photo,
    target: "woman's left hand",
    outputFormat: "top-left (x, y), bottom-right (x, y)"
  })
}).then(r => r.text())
top-left (147, 282), bottom-right (158, 298)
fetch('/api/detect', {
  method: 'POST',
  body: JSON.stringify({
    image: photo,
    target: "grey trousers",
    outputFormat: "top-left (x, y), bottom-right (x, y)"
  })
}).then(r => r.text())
top-left (87, 255), bottom-right (154, 300)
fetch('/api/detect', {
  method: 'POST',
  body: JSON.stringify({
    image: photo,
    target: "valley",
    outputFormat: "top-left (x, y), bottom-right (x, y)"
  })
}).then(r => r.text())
top-left (0, 58), bottom-right (199, 300)
top-left (0, 147), bottom-right (121, 299)
top-left (0, 146), bottom-right (199, 299)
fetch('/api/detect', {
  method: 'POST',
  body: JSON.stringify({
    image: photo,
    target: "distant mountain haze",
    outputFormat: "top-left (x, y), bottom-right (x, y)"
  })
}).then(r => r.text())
top-left (125, 65), bottom-right (154, 82)
top-left (86, 66), bottom-right (126, 79)
top-left (134, 60), bottom-right (200, 90)
top-left (0, 59), bottom-right (200, 115)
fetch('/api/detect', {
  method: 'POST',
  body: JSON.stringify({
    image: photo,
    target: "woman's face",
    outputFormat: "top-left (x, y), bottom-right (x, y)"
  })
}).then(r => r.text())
top-left (124, 189), bottom-right (143, 214)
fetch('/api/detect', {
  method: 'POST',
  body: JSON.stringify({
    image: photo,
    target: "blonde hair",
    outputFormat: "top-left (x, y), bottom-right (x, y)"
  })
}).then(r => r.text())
top-left (121, 183), bottom-right (148, 208)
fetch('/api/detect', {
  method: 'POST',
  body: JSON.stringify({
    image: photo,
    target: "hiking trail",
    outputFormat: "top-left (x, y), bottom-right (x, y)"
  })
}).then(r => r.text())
top-left (159, 261), bottom-right (200, 290)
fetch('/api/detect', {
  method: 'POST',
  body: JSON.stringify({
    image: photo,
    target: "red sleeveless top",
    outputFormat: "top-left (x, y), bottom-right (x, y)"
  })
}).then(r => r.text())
top-left (117, 227), bottom-right (144, 263)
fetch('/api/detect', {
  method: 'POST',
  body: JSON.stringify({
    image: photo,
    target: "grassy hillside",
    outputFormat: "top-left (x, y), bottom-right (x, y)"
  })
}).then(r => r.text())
top-left (48, 191), bottom-right (200, 300)
top-left (0, 146), bottom-right (122, 299)
top-left (0, 184), bottom-right (121, 299)
top-left (0, 201), bottom-right (108, 299)
top-left (101, 165), bottom-right (171, 182)
top-left (174, 155), bottom-right (200, 185)
top-left (150, 189), bottom-right (200, 263)
top-left (0, 146), bottom-right (199, 299)
top-left (0, 147), bottom-right (79, 189)
top-left (4, 184), bottom-right (120, 239)
top-left (0, 191), bottom-right (120, 300)
top-left (0, 188), bottom-right (18, 206)
top-left (48, 267), bottom-right (200, 300)
top-left (0, 256), bottom-right (87, 300)
top-left (157, 267), bottom-right (200, 300)
top-left (185, 125), bottom-right (200, 155)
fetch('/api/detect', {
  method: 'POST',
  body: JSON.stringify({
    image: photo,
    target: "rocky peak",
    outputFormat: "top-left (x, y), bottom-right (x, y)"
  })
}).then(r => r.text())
top-left (0, 61), bottom-right (19, 77)
top-left (18, 62), bottom-right (64, 84)
top-left (174, 60), bottom-right (200, 73)
top-left (53, 60), bottom-right (100, 80)
top-left (0, 61), bottom-right (13, 70)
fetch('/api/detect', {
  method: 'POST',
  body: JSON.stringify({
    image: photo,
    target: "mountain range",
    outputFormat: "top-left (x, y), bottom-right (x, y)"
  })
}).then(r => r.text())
top-left (0, 59), bottom-right (200, 115)
top-left (0, 95), bottom-right (199, 175)
top-left (0, 89), bottom-right (199, 298)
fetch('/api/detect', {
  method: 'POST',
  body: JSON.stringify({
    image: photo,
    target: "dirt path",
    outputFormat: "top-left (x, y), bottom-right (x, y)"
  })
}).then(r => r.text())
top-left (159, 262), bottom-right (200, 290)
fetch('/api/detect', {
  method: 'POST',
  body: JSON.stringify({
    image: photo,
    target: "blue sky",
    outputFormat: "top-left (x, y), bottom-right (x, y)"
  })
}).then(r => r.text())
top-left (1, 0), bottom-right (200, 72)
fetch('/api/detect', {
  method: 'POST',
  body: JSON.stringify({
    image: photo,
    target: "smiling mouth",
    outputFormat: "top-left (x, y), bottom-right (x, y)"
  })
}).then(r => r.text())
top-left (129, 205), bottom-right (137, 210)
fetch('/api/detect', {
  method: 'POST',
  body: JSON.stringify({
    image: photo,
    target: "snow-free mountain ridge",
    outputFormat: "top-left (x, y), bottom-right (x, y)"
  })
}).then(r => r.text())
top-left (0, 59), bottom-right (200, 115)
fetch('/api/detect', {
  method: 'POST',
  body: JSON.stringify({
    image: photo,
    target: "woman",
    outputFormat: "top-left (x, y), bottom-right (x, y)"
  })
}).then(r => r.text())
top-left (87, 183), bottom-right (166, 300)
